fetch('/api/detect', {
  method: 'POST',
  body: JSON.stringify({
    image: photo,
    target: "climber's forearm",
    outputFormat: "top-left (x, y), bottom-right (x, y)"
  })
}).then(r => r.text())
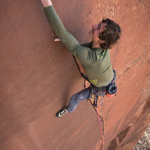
top-left (41, 0), bottom-right (52, 7)
top-left (42, 0), bottom-right (80, 56)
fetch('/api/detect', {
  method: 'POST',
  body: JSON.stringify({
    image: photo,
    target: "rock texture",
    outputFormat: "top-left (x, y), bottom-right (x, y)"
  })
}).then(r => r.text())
top-left (134, 125), bottom-right (150, 150)
top-left (0, 0), bottom-right (150, 150)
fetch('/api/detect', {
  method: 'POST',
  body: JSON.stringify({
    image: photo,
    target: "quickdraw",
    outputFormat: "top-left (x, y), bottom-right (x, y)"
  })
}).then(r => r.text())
top-left (92, 90), bottom-right (105, 107)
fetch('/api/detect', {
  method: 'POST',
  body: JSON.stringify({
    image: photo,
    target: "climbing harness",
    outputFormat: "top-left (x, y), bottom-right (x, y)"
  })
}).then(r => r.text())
top-left (90, 69), bottom-right (117, 107)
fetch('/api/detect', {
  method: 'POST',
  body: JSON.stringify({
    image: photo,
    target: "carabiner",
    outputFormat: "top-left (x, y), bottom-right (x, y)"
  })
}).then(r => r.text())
top-left (99, 100), bottom-right (103, 106)
top-left (99, 94), bottom-right (104, 106)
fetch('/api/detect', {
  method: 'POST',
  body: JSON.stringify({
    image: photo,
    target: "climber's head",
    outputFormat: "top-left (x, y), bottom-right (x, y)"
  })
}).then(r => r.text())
top-left (89, 18), bottom-right (121, 50)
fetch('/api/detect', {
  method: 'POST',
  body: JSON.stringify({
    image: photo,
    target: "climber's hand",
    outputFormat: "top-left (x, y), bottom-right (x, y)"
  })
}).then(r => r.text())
top-left (41, 0), bottom-right (52, 7)
top-left (54, 38), bottom-right (61, 42)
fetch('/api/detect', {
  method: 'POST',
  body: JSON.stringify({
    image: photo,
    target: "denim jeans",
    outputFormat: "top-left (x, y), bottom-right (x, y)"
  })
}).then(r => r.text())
top-left (66, 85), bottom-right (96, 113)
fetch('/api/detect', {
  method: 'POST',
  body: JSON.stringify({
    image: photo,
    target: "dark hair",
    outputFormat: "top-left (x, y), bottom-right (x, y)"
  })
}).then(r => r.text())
top-left (99, 18), bottom-right (121, 50)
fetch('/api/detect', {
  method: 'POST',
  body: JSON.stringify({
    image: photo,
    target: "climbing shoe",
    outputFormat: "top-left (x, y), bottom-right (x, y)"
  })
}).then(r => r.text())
top-left (56, 108), bottom-right (68, 118)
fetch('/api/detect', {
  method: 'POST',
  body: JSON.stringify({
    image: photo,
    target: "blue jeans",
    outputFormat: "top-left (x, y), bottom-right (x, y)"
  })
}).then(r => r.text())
top-left (66, 85), bottom-right (96, 113)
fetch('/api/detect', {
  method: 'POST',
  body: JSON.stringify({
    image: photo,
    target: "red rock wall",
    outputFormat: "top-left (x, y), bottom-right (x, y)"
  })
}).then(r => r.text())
top-left (0, 0), bottom-right (150, 150)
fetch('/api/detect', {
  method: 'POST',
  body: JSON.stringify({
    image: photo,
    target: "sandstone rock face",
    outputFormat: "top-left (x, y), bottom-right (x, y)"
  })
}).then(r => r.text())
top-left (0, 0), bottom-right (150, 150)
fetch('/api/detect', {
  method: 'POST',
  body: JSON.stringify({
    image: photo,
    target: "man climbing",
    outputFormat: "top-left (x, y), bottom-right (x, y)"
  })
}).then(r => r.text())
top-left (40, 0), bottom-right (121, 117)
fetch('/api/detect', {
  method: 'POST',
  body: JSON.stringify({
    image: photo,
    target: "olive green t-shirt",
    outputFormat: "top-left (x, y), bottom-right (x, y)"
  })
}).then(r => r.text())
top-left (44, 6), bottom-right (113, 87)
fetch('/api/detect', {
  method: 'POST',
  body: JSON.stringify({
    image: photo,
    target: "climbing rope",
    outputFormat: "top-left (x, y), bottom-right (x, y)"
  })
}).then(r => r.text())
top-left (96, 107), bottom-right (104, 150)
top-left (88, 98), bottom-right (104, 150)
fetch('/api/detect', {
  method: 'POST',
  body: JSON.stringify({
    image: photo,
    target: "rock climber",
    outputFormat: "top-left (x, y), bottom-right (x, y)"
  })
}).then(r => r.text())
top-left (40, 0), bottom-right (121, 117)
